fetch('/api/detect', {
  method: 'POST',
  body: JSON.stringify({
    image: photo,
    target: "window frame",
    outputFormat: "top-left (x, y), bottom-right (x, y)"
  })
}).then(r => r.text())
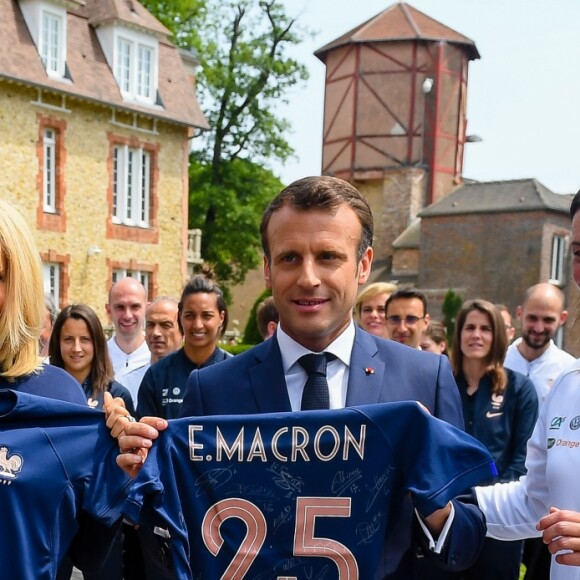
top-left (42, 261), bottom-right (61, 306)
top-left (112, 144), bottom-right (151, 228)
top-left (39, 8), bottom-right (66, 78)
top-left (43, 127), bottom-right (57, 213)
top-left (114, 34), bottom-right (157, 104)
top-left (550, 234), bottom-right (566, 285)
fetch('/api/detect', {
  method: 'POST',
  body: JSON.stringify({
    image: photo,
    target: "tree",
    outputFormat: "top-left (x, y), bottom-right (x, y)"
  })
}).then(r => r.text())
top-left (442, 289), bottom-right (463, 348)
top-left (142, 0), bottom-right (309, 291)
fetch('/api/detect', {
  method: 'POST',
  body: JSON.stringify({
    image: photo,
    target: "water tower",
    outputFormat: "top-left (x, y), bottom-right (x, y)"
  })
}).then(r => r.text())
top-left (315, 2), bottom-right (479, 267)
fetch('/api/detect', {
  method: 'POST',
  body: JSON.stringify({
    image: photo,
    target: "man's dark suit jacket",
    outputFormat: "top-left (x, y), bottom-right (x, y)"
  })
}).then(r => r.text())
top-left (179, 327), bottom-right (486, 579)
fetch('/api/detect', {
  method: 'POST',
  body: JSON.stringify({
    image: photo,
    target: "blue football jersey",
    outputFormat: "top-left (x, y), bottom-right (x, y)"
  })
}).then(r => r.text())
top-left (0, 390), bottom-right (132, 580)
top-left (126, 402), bottom-right (496, 579)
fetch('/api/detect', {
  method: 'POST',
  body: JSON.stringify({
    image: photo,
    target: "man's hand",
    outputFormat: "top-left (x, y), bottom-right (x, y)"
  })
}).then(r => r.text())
top-left (116, 418), bottom-right (167, 477)
top-left (538, 507), bottom-right (580, 566)
top-left (424, 502), bottom-right (452, 536)
top-left (103, 392), bottom-right (131, 438)
top-left (103, 392), bottom-right (167, 478)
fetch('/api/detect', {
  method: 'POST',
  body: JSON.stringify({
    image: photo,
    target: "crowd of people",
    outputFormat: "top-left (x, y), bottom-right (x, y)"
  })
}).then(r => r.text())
top-left (3, 176), bottom-right (580, 579)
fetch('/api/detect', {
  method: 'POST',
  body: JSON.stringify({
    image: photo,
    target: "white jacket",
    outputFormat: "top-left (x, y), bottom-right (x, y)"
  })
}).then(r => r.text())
top-left (476, 358), bottom-right (580, 580)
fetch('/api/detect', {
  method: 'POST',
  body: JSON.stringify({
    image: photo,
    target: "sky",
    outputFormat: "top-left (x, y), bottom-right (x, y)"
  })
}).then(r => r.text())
top-left (274, 0), bottom-right (580, 194)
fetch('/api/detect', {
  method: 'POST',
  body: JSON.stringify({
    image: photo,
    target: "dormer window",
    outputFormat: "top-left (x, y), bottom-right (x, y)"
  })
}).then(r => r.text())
top-left (114, 33), bottom-right (157, 104)
top-left (40, 9), bottom-right (65, 76)
top-left (19, 1), bottom-right (68, 80)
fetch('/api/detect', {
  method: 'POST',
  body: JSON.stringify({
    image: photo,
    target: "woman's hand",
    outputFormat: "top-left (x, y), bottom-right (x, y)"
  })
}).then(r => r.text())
top-left (537, 507), bottom-right (580, 566)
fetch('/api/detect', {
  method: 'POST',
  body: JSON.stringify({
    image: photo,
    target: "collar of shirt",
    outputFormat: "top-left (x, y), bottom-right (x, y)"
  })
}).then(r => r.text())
top-left (276, 321), bottom-right (355, 411)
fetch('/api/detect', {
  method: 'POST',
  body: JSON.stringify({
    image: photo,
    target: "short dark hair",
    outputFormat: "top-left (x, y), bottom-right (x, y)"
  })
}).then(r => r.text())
top-left (178, 269), bottom-right (228, 338)
top-left (259, 176), bottom-right (374, 262)
top-left (256, 296), bottom-right (279, 339)
top-left (424, 320), bottom-right (449, 356)
top-left (570, 189), bottom-right (580, 220)
top-left (385, 289), bottom-right (428, 317)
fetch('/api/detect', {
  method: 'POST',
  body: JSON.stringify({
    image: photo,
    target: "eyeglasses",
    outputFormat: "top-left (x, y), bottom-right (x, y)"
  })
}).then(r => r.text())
top-left (386, 315), bottom-right (425, 326)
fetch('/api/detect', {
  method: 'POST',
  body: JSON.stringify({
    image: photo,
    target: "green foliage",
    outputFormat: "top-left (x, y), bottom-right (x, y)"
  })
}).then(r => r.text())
top-left (242, 288), bottom-right (272, 345)
top-left (144, 0), bottom-right (309, 292)
top-left (189, 159), bottom-right (282, 287)
top-left (221, 343), bottom-right (255, 355)
top-left (442, 289), bottom-right (463, 348)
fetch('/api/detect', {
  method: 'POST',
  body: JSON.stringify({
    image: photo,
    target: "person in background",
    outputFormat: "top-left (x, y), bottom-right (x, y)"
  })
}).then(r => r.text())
top-left (495, 304), bottom-right (516, 343)
top-left (49, 303), bottom-right (133, 580)
top-left (385, 288), bottom-right (430, 349)
top-left (472, 191), bottom-right (580, 580)
top-left (39, 294), bottom-right (57, 360)
top-left (503, 283), bottom-right (575, 580)
top-left (505, 283), bottom-right (574, 406)
top-left (49, 304), bottom-right (134, 414)
top-left (443, 299), bottom-right (538, 580)
top-left (420, 320), bottom-right (449, 356)
top-left (137, 269), bottom-right (232, 420)
top-left (145, 296), bottom-right (182, 365)
top-left (106, 277), bottom-right (150, 408)
top-left (354, 281), bottom-right (397, 338)
top-left (256, 295), bottom-right (279, 340)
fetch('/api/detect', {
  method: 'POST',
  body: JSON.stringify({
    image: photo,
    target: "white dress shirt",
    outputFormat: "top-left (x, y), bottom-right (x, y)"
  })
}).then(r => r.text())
top-left (277, 321), bottom-right (353, 411)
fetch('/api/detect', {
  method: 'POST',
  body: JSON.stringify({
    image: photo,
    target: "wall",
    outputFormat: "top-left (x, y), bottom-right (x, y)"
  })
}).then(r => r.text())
top-left (0, 82), bottom-right (189, 321)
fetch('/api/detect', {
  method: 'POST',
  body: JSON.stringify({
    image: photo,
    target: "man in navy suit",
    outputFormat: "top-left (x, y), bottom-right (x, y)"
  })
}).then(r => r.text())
top-left (115, 176), bottom-right (485, 579)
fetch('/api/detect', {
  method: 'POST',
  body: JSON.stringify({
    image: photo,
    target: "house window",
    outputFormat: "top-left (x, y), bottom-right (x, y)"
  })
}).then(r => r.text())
top-left (550, 235), bottom-right (566, 284)
top-left (112, 269), bottom-right (151, 296)
top-left (117, 38), bottom-right (132, 93)
top-left (43, 262), bottom-right (61, 306)
top-left (113, 145), bottom-right (151, 227)
top-left (40, 10), bottom-right (65, 77)
top-left (115, 36), bottom-right (156, 102)
top-left (43, 128), bottom-right (57, 212)
top-left (137, 44), bottom-right (153, 99)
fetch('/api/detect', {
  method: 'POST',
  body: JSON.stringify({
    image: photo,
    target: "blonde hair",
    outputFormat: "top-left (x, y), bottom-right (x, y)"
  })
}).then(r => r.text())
top-left (0, 201), bottom-right (44, 379)
top-left (355, 282), bottom-right (398, 318)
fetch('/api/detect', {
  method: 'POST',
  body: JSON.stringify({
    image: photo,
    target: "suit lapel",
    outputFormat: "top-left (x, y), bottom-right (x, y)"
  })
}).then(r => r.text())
top-left (345, 328), bottom-right (386, 406)
top-left (248, 336), bottom-right (292, 413)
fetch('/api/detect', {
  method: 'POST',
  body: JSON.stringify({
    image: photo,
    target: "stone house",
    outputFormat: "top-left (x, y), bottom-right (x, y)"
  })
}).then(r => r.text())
top-left (0, 0), bottom-right (208, 321)
top-left (390, 178), bottom-right (577, 353)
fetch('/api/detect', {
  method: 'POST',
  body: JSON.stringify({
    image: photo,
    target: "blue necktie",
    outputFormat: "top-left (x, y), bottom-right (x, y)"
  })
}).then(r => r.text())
top-left (299, 353), bottom-right (335, 410)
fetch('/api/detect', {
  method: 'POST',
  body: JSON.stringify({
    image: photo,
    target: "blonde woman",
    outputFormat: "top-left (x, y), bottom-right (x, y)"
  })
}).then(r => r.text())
top-left (446, 299), bottom-right (538, 580)
top-left (0, 200), bottom-right (84, 402)
top-left (355, 281), bottom-right (397, 338)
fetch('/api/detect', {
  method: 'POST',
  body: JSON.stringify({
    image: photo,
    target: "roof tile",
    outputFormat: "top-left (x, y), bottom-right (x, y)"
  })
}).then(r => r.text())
top-left (315, 2), bottom-right (479, 61)
top-left (0, 0), bottom-right (207, 128)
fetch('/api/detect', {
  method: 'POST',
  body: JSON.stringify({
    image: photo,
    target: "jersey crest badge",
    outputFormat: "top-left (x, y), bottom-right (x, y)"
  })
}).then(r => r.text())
top-left (0, 446), bottom-right (23, 480)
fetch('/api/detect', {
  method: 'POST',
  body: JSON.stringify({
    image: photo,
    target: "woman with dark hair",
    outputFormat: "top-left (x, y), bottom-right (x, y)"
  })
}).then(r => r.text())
top-left (50, 304), bottom-right (133, 580)
top-left (49, 304), bottom-right (134, 414)
top-left (137, 268), bottom-right (232, 419)
top-left (447, 299), bottom-right (538, 580)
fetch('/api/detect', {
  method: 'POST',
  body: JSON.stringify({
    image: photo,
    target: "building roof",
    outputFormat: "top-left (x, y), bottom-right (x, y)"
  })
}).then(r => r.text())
top-left (81, 0), bottom-right (171, 37)
top-left (419, 179), bottom-right (573, 218)
top-left (392, 217), bottom-right (421, 249)
top-left (315, 2), bottom-right (479, 62)
top-left (0, 0), bottom-right (208, 129)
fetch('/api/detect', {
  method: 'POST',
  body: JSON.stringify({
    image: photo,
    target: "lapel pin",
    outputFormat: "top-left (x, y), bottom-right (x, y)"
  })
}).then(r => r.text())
top-left (364, 367), bottom-right (375, 376)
